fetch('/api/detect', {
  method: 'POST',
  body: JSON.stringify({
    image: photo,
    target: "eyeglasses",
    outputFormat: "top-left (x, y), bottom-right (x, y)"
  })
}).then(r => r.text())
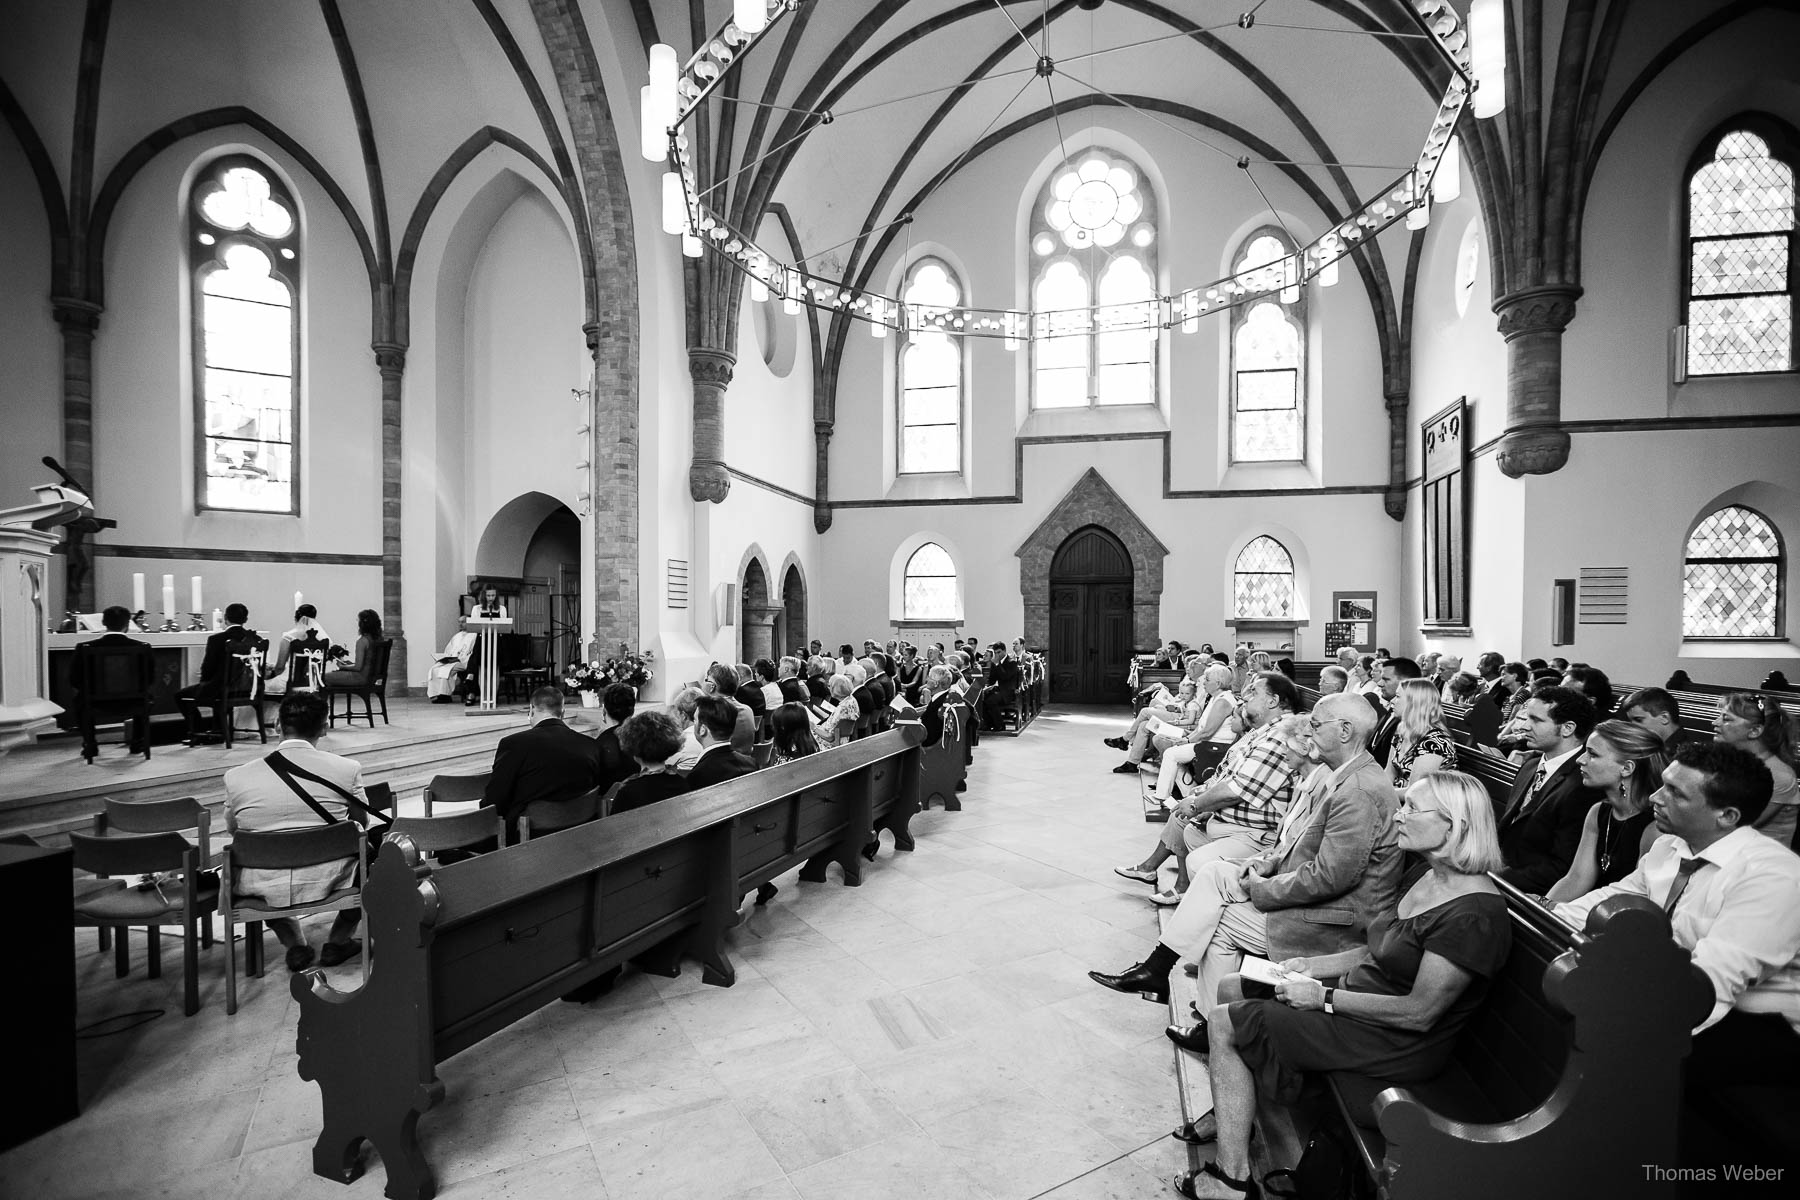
top-left (1398, 801), bottom-right (1446, 818)
top-left (1308, 717), bottom-right (1348, 733)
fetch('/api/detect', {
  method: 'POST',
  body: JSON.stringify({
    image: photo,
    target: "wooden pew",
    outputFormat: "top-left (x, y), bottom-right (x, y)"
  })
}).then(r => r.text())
top-left (915, 696), bottom-right (975, 814)
top-left (292, 726), bottom-right (926, 1200)
top-left (1327, 886), bottom-right (1713, 1200)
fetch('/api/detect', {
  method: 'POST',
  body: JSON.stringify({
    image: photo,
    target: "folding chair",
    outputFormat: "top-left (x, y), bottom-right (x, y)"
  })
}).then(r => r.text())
top-left (221, 823), bottom-right (366, 1015)
top-left (95, 796), bottom-right (216, 946)
top-left (70, 831), bottom-right (219, 1016)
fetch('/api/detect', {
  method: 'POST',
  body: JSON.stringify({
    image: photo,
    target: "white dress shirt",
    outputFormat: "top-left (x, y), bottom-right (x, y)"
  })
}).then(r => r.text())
top-left (1554, 826), bottom-right (1800, 1033)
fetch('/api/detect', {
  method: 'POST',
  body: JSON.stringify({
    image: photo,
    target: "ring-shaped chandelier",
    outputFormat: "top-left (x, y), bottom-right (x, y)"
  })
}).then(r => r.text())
top-left (645, 0), bottom-right (1505, 344)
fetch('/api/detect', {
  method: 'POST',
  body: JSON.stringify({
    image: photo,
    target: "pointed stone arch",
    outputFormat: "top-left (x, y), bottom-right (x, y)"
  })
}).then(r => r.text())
top-left (1016, 468), bottom-right (1168, 650)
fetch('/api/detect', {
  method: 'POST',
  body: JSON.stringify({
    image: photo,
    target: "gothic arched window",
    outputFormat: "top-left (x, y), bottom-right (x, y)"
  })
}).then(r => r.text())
top-left (899, 258), bottom-right (963, 474)
top-left (1230, 229), bottom-right (1306, 462)
top-left (1683, 505), bottom-right (1784, 638)
top-left (190, 156), bottom-right (300, 513)
top-left (1234, 535), bottom-right (1295, 618)
top-left (1685, 119), bottom-right (1796, 377)
top-left (1030, 149), bottom-right (1158, 409)
top-left (903, 542), bottom-right (959, 620)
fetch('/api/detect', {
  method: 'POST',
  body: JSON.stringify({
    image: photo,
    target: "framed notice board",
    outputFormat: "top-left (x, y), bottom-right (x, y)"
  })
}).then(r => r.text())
top-left (1328, 591), bottom-right (1378, 653)
top-left (1420, 398), bottom-right (1469, 629)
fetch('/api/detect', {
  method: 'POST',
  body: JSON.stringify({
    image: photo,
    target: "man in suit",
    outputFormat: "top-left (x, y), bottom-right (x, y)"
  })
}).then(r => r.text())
top-left (1497, 685), bottom-right (1603, 892)
top-left (1621, 686), bottom-right (1699, 756)
top-left (1433, 653), bottom-right (1464, 700)
top-left (686, 695), bottom-right (757, 789)
top-left (595, 683), bottom-right (638, 791)
top-left (980, 641), bottom-right (1023, 731)
top-left (481, 687), bottom-right (603, 840)
top-left (70, 604), bottom-right (153, 759)
top-left (1474, 651), bottom-right (1509, 705)
top-left (224, 692), bottom-right (366, 971)
top-left (775, 656), bottom-right (807, 704)
top-left (733, 663), bottom-right (768, 721)
top-left (703, 662), bottom-right (757, 753)
top-left (1366, 656), bottom-right (1421, 767)
top-left (177, 601), bottom-right (259, 744)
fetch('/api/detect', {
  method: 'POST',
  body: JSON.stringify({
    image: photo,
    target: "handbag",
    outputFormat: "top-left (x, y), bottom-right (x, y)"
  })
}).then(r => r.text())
top-left (1262, 1123), bottom-right (1365, 1200)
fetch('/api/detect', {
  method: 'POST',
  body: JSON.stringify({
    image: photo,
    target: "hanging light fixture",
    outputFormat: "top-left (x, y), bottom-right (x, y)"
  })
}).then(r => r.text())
top-left (1469, 0), bottom-right (1507, 118)
top-left (682, 231), bottom-right (703, 258)
top-left (1406, 198), bottom-right (1431, 230)
top-left (640, 87), bottom-right (667, 163)
top-left (734, 0), bottom-right (767, 36)
top-left (661, 171), bottom-right (686, 235)
top-left (1319, 257), bottom-right (1339, 287)
top-left (1432, 135), bottom-right (1462, 203)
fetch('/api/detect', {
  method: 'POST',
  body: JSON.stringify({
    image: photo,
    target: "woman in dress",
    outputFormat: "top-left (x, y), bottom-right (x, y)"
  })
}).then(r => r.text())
top-left (1389, 678), bottom-right (1457, 788)
top-left (321, 608), bottom-right (380, 688)
top-left (263, 603), bottom-right (330, 696)
top-left (895, 645), bottom-right (923, 704)
top-left (1168, 772), bottom-right (1512, 1199)
top-left (769, 701), bottom-right (819, 765)
top-left (814, 672), bottom-right (860, 749)
top-left (1544, 719), bottom-right (1667, 901)
top-left (610, 710), bottom-right (691, 814)
top-left (1715, 692), bottom-right (1799, 847)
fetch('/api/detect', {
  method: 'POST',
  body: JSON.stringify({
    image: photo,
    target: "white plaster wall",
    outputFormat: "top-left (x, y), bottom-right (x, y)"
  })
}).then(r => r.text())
top-left (0, 129), bottom-right (64, 590)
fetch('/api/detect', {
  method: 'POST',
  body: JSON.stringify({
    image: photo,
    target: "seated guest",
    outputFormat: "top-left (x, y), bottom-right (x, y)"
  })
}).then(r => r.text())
top-left (804, 655), bottom-right (833, 703)
top-left (1445, 673), bottom-right (1479, 704)
top-left (837, 644), bottom-right (856, 673)
top-left (1497, 661), bottom-right (1532, 719)
top-left (1562, 664), bottom-right (1616, 717)
top-left (610, 711), bottom-right (691, 815)
top-left (1175, 772), bottom-right (1511, 1200)
top-left (1317, 665), bottom-right (1348, 697)
top-left (70, 605), bottom-right (152, 760)
top-left (1446, 671), bottom-right (1504, 748)
top-left (895, 645), bottom-right (923, 703)
top-left (321, 608), bottom-right (381, 688)
top-left (775, 656), bottom-right (807, 704)
top-left (769, 701), bottom-right (819, 765)
top-left (1132, 695), bottom-right (1401, 1025)
top-left (849, 664), bottom-right (878, 734)
top-left (595, 683), bottom-right (638, 791)
top-left (1389, 678), bottom-right (1458, 789)
top-left (703, 662), bottom-right (756, 754)
top-left (424, 616), bottom-right (477, 703)
top-left (815, 673), bottom-right (860, 748)
top-left (910, 665), bottom-right (961, 747)
top-left (1714, 692), bottom-right (1799, 846)
top-left (733, 662), bottom-right (767, 721)
top-left (1472, 650), bottom-right (1507, 702)
top-left (1496, 685), bottom-right (1604, 892)
top-left (1368, 657), bottom-right (1422, 767)
top-left (1117, 673), bottom-right (1303, 903)
top-left (1351, 655), bottom-right (1380, 697)
top-left (1544, 718), bottom-right (1667, 901)
top-left (1432, 653), bottom-right (1463, 699)
top-left (667, 686), bottom-right (705, 773)
top-left (264, 603), bottom-right (331, 696)
top-left (980, 641), bottom-right (1023, 730)
top-left (1143, 665), bottom-right (1240, 808)
top-left (223, 693), bottom-right (367, 971)
top-left (1553, 742), bottom-right (1800, 1171)
top-left (754, 658), bottom-right (783, 712)
top-left (1110, 675), bottom-right (1204, 773)
top-left (1621, 686), bottom-right (1696, 755)
top-left (1550, 656), bottom-right (1570, 673)
top-left (177, 601), bottom-right (259, 744)
top-left (1334, 646), bottom-right (1360, 678)
top-left (1419, 651), bottom-right (1441, 684)
top-left (481, 687), bottom-right (602, 840)
top-left (687, 695), bottom-right (757, 788)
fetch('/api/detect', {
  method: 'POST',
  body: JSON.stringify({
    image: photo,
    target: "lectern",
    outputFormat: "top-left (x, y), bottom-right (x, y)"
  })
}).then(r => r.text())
top-left (1, 483), bottom-right (93, 752)
top-left (464, 614), bottom-right (512, 715)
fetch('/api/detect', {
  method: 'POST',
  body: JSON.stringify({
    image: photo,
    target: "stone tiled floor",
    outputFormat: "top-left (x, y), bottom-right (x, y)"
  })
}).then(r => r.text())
top-left (3, 705), bottom-right (1196, 1200)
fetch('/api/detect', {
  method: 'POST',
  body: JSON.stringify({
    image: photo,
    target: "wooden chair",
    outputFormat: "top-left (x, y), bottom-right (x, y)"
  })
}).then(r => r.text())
top-left (327, 638), bottom-right (393, 728)
top-left (514, 787), bottom-right (602, 844)
top-left (282, 631), bottom-right (329, 693)
top-left (364, 780), bottom-right (395, 817)
top-left (385, 809), bottom-right (504, 861)
top-left (497, 633), bottom-right (551, 703)
top-left (71, 639), bottom-right (156, 764)
top-left (70, 831), bottom-right (219, 1016)
top-left (221, 823), bottom-right (366, 1015)
top-left (194, 638), bottom-right (269, 748)
top-left (422, 771), bottom-right (491, 816)
top-left (95, 796), bottom-right (216, 947)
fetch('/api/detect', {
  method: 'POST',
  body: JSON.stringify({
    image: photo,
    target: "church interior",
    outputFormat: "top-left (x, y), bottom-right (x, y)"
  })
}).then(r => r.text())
top-left (2, 0), bottom-right (1798, 1196)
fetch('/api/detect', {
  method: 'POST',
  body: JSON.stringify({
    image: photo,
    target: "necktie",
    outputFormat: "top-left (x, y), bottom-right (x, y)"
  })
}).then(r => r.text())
top-left (1532, 765), bottom-right (1548, 795)
top-left (1662, 857), bottom-right (1705, 916)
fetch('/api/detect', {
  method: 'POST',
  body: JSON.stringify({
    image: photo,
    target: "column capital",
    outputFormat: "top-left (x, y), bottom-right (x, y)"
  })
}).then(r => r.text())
top-left (51, 296), bottom-right (103, 334)
top-left (1495, 425), bottom-right (1572, 478)
top-left (689, 346), bottom-right (737, 387)
top-left (689, 461), bottom-right (731, 503)
top-left (1493, 285), bottom-right (1582, 341)
top-left (371, 341), bottom-right (408, 377)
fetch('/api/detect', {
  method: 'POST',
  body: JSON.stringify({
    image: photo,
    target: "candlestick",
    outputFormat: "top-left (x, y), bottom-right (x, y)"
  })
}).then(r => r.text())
top-left (191, 575), bottom-right (203, 613)
top-left (132, 573), bottom-right (146, 614)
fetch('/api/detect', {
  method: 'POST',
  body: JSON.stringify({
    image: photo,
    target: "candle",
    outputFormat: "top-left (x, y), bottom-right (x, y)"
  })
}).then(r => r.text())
top-left (191, 575), bottom-right (203, 613)
top-left (295, 591), bottom-right (304, 611)
top-left (132, 573), bottom-right (146, 614)
top-left (161, 575), bottom-right (177, 622)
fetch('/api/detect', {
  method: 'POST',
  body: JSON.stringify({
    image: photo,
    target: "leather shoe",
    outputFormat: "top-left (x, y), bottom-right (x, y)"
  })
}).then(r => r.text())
top-left (1103, 736), bottom-right (1129, 750)
top-left (755, 882), bottom-right (779, 906)
top-left (318, 938), bottom-right (362, 968)
top-left (1149, 889), bottom-right (1182, 906)
top-left (1165, 1020), bottom-right (1210, 1055)
top-left (285, 943), bottom-right (316, 972)
top-left (1112, 761), bottom-right (1139, 774)
top-left (1087, 963), bottom-right (1170, 1004)
top-left (1114, 865), bottom-right (1158, 884)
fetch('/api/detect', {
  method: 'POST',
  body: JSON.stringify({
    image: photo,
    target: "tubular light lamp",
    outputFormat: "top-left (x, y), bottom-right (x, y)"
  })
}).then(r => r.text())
top-left (1432, 134), bottom-right (1462, 202)
top-left (1469, 0), bottom-right (1507, 118)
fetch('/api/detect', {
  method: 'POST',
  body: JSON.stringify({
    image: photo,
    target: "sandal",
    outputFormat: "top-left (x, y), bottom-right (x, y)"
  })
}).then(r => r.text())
top-left (1171, 1112), bottom-right (1217, 1144)
top-left (1173, 1160), bottom-right (1260, 1199)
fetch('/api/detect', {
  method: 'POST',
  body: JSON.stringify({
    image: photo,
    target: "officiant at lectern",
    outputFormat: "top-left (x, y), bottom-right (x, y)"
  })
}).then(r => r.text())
top-left (464, 584), bottom-right (510, 713)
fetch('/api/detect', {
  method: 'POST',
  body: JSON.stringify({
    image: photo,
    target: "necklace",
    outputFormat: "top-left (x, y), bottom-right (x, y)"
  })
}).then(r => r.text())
top-left (1597, 802), bottom-right (1632, 875)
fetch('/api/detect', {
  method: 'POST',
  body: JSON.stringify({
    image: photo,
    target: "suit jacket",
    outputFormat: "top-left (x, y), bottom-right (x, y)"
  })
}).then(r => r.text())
top-left (729, 700), bottom-right (757, 755)
top-left (1367, 705), bottom-right (1400, 768)
top-left (805, 676), bottom-right (831, 703)
top-left (686, 744), bottom-right (756, 790)
top-left (919, 691), bottom-right (955, 747)
top-left (199, 624), bottom-right (258, 687)
top-left (988, 657), bottom-right (1023, 698)
top-left (482, 719), bottom-right (602, 823)
top-left (1496, 751), bottom-right (1603, 892)
top-left (735, 681), bottom-right (768, 719)
top-left (852, 685), bottom-right (877, 729)
top-left (777, 677), bottom-right (807, 705)
top-left (611, 770), bottom-right (690, 815)
top-left (1244, 755), bottom-right (1404, 959)
top-left (70, 632), bottom-right (152, 701)
top-left (1461, 692), bottom-right (1504, 749)
top-left (595, 726), bottom-right (634, 791)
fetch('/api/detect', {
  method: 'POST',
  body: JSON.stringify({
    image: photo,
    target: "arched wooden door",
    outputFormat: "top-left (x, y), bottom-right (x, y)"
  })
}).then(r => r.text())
top-left (1048, 525), bottom-right (1134, 703)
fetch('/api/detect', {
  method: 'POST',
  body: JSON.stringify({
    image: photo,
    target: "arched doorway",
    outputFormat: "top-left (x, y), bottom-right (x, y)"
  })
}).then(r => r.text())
top-left (1049, 525), bottom-right (1134, 703)
top-left (474, 492), bottom-right (581, 670)
top-left (781, 564), bottom-right (807, 659)
top-left (740, 557), bottom-right (774, 665)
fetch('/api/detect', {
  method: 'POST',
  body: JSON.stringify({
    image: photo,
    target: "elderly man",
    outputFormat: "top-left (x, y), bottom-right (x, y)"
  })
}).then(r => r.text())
top-left (702, 662), bottom-right (757, 754)
top-left (1317, 665), bottom-right (1348, 696)
top-left (1334, 645), bottom-right (1359, 677)
top-left (1116, 672), bottom-right (1303, 903)
top-left (1093, 693), bottom-right (1399, 1008)
top-left (1433, 653), bottom-right (1464, 699)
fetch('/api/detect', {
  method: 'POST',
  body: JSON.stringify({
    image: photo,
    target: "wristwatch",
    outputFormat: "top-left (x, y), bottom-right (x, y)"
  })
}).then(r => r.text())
top-left (1323, 987), bottom-right (1336, 1014)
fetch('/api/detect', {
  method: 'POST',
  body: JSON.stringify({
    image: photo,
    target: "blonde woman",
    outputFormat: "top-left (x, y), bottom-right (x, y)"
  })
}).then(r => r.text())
top-left (1715, 693), bottom-right (1799, 847)
top-left (814, 673), bottom-right (860, 749)
top-left (1389, 678), bottom-right (1457, 788)
top-left (1545, 719), bottom-right (1667, 901)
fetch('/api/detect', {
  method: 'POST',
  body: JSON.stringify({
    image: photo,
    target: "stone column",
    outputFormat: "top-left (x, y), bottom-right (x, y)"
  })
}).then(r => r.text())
top-left (741, 604), bottom-right (783, 665)
top-left (813, 420), bottom-right (833, 533)
top-left (689, 347), bottom-right (734, 503)
top-left (372, 341), bottom-right (407, 692)
top-left (53, 297), bottom-right (103, 611)
top-left (1493, 285), bottom-right (1581, 478)
top-left (590, 321), bottom-right (640, 648)
top-left (1383, 384), bottom-right (1409, 521)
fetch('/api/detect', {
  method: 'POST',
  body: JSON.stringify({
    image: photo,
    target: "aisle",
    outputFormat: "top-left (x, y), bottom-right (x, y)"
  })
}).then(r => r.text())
top-left (1, 704), bottom-right (1190, 1200)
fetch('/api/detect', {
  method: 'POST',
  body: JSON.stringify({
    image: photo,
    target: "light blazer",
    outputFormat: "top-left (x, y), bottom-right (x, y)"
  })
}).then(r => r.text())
top-left (1242, 753), bottom-right (1403, 959)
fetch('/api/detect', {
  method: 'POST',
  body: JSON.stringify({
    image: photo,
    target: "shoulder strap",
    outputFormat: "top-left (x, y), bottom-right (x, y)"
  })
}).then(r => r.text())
top-left (265, 751), bottom-right (391, 828)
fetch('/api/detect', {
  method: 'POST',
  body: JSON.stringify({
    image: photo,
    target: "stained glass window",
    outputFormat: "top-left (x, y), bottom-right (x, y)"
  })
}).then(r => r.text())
top-left (1030, 149), bottom-right (1157, 409)
top-left (1683, 505), bottom-right (1783, 638)
top-left (1230, 230), bottom-right (1306, 462)
top-left (1234, 535), bottom-right (1295, 618)
top-left (1686, 124), bottom-right (1795, 377)
top-left (903, 542), bottom-right (958, 620)
top-left (900, 258), bottom-right (963, 474)
top-left (191, 158), bottom-right (299, 513)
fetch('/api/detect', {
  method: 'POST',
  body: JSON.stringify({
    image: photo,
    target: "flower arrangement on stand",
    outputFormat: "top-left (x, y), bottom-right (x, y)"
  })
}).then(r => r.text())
top-left (562, 661), bottom-right (608, 707)
top-left (562, 646), bottom-right (655, 707)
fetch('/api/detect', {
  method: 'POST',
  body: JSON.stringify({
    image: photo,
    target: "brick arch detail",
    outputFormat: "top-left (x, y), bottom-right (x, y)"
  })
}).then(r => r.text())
top-left (1015, 468), bottom-right (1169, 651)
